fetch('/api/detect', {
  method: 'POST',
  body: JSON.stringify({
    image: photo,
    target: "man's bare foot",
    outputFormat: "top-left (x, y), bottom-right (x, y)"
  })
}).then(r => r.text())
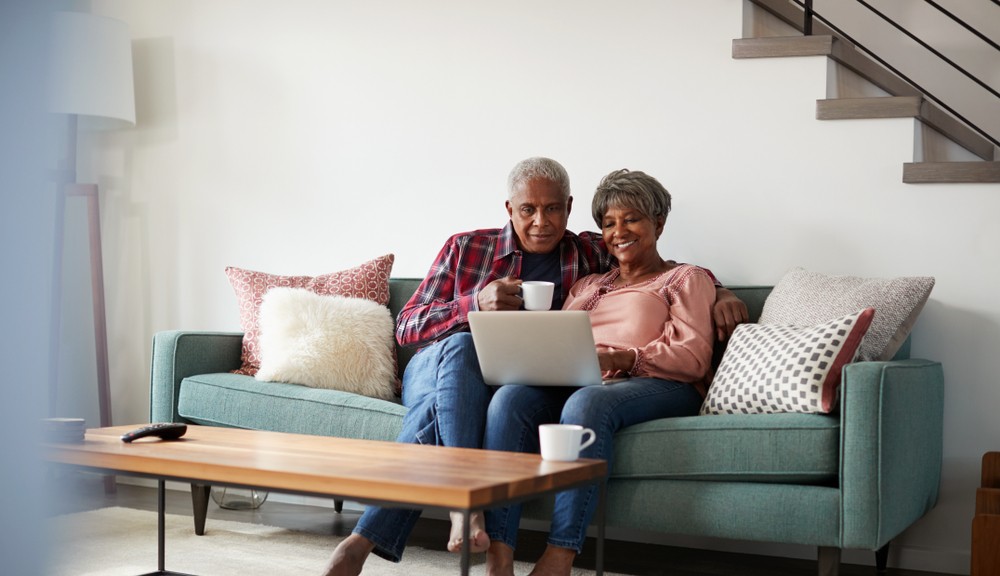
top-left (486, 541), bottom-right (516, 576)
top-left (321, 534), bottom-right (374, 576)
top-left (447, 511), bottom-right (490, 554)
top-left (527, 544), bottom-right (576, 576)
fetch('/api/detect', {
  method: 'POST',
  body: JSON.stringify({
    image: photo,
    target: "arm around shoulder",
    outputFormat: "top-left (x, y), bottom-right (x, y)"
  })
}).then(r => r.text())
top-left (713, 287), bottom-right (749, 342)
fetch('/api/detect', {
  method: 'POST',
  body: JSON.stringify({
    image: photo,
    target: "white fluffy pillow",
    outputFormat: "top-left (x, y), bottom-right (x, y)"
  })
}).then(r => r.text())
top-left (255, 287), bottom-right (397, 400)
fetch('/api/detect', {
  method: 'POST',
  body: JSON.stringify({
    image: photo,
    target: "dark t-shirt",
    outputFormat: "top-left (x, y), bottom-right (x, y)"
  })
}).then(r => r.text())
top-left (521, 250), bottom-right (563, 310)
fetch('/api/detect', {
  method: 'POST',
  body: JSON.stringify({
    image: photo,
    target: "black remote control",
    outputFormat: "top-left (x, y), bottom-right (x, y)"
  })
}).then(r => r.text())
top-left (120, 423), bottom-right (188, 443)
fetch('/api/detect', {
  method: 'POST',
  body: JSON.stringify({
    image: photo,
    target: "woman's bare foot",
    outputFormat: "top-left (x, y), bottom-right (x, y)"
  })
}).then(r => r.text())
top-left (527, 544), bottom-right (576, 576)
top-left (486, 541), bottom-right (516, 576)
top-left (321, 534), bottom-right (374, 576)
top-left (447, 511), bottom-right (490, 554)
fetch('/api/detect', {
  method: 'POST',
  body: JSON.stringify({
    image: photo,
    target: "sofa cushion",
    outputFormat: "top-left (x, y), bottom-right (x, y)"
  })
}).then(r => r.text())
top-left (256, 288), bottom-right (398, 399)
top-left (759, 267), bottom-right (934, 361)
top-left (177, 373), bottom-right (405, 441)
top-left (225, 254), bottom-right (395, 376)
top-left (388, 278), bottom-right (425, 376)
top-left (701, 308), bottom-right (875, 415)
top-left (611, 413), bottom-right (840, 484)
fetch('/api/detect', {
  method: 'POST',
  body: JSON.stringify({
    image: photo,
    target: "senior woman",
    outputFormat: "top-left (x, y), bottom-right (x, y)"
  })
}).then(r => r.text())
top-left (481, 169), bottom-right (717, 576)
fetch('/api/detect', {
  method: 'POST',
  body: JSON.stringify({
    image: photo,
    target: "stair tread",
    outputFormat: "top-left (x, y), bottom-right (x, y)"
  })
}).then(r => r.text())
top-left (903, 162), bottom-right (1000, 184)
top-left (817, 96), bottom-right (922, 120)
top-left (732, 36), bottom-right (833, 59)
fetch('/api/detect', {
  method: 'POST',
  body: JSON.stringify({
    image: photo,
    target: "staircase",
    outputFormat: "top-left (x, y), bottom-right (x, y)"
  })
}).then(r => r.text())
top-left (737, 0), bottom-right (999, 184)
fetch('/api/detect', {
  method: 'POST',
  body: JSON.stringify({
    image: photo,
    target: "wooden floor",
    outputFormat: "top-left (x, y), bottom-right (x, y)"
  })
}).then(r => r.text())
top-left (51, 471), bottom-right (950, 576)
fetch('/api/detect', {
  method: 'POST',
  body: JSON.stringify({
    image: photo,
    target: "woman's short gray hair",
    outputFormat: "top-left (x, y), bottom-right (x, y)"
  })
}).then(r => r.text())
top-left (507, 157), bottom-right (571, 200)
top-left (591, 169), bottom-right (672, 226)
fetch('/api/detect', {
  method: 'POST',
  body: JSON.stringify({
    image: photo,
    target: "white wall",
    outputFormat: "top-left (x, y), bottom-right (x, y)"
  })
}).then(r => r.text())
top-left (59, 1), bottom-right (1000, 573)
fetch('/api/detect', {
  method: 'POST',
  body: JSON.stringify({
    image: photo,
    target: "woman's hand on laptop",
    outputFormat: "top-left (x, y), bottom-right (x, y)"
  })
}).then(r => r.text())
top-left (477, 277), bottom-right (524, 311)
top-left (597, 347), bottom-right (636, 375)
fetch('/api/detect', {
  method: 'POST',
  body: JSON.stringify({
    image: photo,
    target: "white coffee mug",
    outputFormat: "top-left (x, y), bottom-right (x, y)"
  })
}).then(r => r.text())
top-left (539, 424), bottom-right (596, 461)
top-left (521, 281), bottom-right (555, 311)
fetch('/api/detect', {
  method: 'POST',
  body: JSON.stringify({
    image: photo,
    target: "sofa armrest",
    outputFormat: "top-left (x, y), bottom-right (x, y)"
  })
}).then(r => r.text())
top-left (150, 330), bottom-right (244, 423)
top-left (839, 358), bottom-right (945, 549)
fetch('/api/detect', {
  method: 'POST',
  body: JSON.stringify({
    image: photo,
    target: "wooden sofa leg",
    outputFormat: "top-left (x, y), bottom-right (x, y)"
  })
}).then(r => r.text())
top-left (334, 499), bottom-right (343, 513)
top-left (876, 542), bottom-right (890, 572)
top-left (817, 546), bottom-right (840, 576)
top-left (972, 453), bottom-right (1000, 576)
top-left (191, 483), bottom-right (211, 535)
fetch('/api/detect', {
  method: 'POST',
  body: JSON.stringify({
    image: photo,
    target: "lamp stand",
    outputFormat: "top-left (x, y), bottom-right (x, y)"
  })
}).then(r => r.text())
top-left (67, 183), bottom-right (115, 495)
top-left (66, 183), bottom-right (113, 433)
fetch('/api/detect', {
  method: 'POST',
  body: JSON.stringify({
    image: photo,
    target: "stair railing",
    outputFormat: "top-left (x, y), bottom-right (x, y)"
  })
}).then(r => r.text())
top-left (795, 0), bottom-right (999, 150)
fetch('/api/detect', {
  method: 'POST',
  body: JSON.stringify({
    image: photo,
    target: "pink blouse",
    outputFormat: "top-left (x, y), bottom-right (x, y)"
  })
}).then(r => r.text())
top-left (563, 264), bottom-right (716, 394)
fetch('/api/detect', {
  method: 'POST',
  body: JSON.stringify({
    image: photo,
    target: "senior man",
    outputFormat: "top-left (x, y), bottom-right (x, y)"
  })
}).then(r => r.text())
top-left (321, 157), bottom-right (748, 576)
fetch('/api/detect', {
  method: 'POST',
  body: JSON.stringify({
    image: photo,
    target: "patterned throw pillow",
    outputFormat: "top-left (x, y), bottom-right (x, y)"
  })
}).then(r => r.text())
top-left (225, 254), bottom-right (394, 377)
top-left (700, 308), bottom-right (875, 415)
top-left (759, 267), bottom-right (934, 361)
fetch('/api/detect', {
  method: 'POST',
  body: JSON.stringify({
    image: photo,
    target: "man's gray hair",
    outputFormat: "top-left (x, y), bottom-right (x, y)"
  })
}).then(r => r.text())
top-left (507, 157), bottom-right (571, 200)
top-left (591, 169), bottom-right (672, 226)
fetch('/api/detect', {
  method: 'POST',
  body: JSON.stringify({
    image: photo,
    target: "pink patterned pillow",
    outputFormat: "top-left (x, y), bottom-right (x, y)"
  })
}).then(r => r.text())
top-left (226, 254), bottom-right (394, 376)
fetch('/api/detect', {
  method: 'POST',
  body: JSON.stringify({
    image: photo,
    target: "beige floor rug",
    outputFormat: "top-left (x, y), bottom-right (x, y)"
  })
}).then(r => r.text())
top-left (46, 507), bottom-right (626, 576)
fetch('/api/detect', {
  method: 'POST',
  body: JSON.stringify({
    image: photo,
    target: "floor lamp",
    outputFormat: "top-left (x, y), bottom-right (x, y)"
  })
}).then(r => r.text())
top-left (48, 12), bottom-right (135, 491)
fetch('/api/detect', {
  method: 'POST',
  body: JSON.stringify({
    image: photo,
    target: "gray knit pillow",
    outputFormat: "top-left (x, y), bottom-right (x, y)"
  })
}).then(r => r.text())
top-left (759, 268), bottom-right (935, 361)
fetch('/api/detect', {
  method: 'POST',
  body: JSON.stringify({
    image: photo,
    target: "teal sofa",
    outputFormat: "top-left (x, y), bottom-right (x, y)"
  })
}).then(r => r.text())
top-left (150, 279), bottom-right (944, 576)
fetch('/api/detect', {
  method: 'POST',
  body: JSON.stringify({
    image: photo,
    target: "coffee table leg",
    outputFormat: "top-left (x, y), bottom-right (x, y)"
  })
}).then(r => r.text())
top-left (158, 479), bottom-right (167, 572)
top-left (460, 509), bottom-right (471, 576)
top-left (135, 480), bottom-right (196, 576)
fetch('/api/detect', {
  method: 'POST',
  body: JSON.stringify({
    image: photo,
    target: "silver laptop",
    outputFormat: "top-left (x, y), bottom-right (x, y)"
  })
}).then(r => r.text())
top-left (467, 310), bottom-right (605, 387)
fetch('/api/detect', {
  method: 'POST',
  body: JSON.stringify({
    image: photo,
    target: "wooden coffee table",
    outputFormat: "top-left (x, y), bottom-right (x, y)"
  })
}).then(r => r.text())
top-left (44, 425), bottom-right (608, 576)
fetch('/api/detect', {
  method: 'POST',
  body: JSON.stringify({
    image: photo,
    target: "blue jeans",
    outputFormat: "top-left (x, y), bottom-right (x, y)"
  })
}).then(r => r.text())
top-left (352, 333), bottom-right (494, 562)
top-left (483, 379), bottom-right (703, 553)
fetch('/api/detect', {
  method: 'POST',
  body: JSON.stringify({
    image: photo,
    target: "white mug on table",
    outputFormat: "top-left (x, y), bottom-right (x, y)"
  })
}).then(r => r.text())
top-left (539, 424), bottom-right (596, 461)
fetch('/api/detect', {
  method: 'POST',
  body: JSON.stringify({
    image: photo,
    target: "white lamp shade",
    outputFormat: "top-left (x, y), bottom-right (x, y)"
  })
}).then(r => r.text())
top-left (48, 11), bottom-right (136, 130)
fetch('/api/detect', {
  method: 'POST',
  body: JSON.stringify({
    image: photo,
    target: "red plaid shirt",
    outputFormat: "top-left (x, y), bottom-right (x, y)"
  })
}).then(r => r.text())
top-left (396, 222), bottom-right (613, 348)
